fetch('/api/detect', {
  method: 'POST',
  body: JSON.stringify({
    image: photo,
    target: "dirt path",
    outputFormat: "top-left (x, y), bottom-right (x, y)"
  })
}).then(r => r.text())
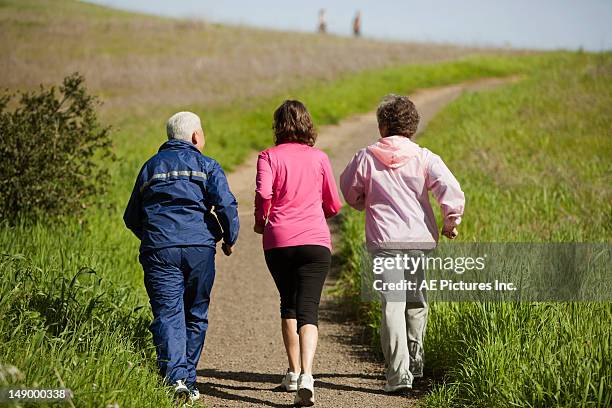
top-left (197, 76), bottom-right (518, 407)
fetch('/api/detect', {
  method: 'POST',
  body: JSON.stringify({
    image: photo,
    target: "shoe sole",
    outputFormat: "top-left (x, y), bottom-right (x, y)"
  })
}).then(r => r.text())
top-left (384, 384), bottom-right (412, 394)
top-left (296, 388), bottom-right (315, 406)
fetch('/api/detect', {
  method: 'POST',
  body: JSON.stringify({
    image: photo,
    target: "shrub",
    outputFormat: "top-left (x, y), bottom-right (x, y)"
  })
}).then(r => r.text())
top-left (0, 73), bottom-right (112, 223)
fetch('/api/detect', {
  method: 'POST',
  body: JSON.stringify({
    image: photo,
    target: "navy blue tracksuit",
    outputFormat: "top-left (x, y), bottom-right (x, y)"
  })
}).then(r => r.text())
top-left (124, 139), bottom-right (239, 389)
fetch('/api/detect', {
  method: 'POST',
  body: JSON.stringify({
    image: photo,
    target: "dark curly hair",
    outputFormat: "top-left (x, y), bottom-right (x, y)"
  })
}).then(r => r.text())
top-left (273, 100), bottom-right (317, 146)
top-left (376, 94), bottom-right (420, 138)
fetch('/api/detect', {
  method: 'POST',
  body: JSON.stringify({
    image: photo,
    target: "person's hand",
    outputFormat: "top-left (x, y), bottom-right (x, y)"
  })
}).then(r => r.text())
top-left (221, 242), bottom-right (233, 256)
top-left (442, 226), bottom-right (458, 239)
top-left (253, 224), bottom-right (264, 234)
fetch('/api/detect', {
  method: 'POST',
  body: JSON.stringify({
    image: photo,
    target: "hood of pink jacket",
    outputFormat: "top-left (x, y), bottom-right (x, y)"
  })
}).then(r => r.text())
top-left (367, 135), bottom-right (420, 168)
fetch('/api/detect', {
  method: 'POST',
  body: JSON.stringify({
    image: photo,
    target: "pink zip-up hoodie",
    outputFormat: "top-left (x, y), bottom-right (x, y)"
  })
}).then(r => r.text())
top-left (340, 135), bottom-right (465, 250)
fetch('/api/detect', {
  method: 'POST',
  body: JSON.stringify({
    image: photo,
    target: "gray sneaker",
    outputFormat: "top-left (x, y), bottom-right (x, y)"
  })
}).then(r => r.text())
top-left (383, 374), bottom-right (413, 393)
top-left (411, 364), bottom-right (424, 379)
top-left (410, 355), bottom-right (424, 378)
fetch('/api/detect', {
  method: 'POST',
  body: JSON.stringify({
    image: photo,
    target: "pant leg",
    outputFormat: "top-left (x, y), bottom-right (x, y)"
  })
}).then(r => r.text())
top-left (294, 245), bottom-right (330, 329)
top-left (181, 246), bottom-right (216, 389)
top-left (406, 302), bottom-right (428, 378)
top-left (404, 250), bottom-right (428, 378)
top-left (264, 247), bottom-right (298, 320)
top-left (375, 250), bottom-right (412, 386)
top-left (140, 247), bottom-right (189, 384)
top-left (380, 299), bottom-right (412, 386)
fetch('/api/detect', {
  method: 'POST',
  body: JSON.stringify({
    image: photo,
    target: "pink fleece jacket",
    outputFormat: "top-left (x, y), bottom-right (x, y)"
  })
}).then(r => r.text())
top-left (255, 142), bottom-right (342, 250)
top-left (340, 136), bottom-right (465, 250)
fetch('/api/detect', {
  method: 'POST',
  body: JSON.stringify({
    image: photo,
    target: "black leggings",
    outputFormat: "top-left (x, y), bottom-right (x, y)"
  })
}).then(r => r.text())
top-left (264, 245), bottom-right (331, 330)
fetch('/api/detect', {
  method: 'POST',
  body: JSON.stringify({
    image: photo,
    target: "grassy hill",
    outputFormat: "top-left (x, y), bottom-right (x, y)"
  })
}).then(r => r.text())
top-left (1, 0), bottom-right (527, 177)
top-left (0, 0), bottom-right (504, 117)
top-left (0, 1), bottom-right (584, 407)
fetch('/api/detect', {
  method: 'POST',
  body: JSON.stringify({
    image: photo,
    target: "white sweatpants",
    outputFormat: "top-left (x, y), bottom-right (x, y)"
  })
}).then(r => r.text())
top-left (380, 298), bottom-right (428, 385)
top-left (376, 250), bottom-right (428, 386)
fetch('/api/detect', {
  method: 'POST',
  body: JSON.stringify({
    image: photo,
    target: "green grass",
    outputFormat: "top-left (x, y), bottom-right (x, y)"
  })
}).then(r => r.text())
top-left (114, 53), bottom-right (540, 168)
top-left (0, 253), bottom-right (169, 407)
top-left (335, 52), bottom-right (611, 407)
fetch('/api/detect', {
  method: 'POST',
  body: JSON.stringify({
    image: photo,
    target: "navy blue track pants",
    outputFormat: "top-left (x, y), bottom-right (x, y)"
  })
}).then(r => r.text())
top-left (139, 246), bottom-right (215, 388)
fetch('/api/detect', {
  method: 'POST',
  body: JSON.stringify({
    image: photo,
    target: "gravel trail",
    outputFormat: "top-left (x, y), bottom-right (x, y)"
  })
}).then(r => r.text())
top-left (196, 77), bottom-right (518, 407)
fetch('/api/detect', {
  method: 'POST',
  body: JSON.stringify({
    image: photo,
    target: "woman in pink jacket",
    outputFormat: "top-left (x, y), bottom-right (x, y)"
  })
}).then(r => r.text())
top-left (340, 94), bottom-right (465, 393)
top-left (254, 100), bottom-right (342, 406)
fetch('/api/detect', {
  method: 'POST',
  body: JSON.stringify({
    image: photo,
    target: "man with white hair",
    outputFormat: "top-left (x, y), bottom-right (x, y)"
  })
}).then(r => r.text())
top-left (124, 111), bottom-right (239, 403)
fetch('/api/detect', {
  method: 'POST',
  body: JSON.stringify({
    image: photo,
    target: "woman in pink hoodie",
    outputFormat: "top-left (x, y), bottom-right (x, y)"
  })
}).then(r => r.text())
top-left (254, 100), bottom-right (342, 406)
top-left (340, 94), bottom-right (465, 393)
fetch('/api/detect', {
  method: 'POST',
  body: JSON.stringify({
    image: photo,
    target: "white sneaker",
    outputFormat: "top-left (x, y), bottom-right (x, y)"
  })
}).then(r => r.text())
top-left (280, 369), bottom-right (299, 392)
top-left (189, 388), bottom-right (200, 402)
top-left (410, 356), bottom-right (424, 378)
top-left (383, 374), bottom-right (413, 393)
top-left (174, 379), bottom-right (190, 403)
top-left (294, 374), bottom-right (315, 406)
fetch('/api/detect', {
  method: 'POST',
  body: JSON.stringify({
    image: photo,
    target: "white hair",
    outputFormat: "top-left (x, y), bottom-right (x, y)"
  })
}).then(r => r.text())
top-left (166, 111), bottom-right (202, 141)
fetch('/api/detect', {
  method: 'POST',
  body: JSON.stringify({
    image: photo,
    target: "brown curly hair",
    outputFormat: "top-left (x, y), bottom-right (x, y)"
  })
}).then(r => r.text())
top-left (273, 100), bottom-right (317, 146)
top-left (376, 94), bottom-right (420, 138)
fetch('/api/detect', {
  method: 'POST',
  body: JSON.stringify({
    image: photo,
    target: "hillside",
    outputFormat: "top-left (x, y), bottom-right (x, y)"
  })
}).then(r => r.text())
top-left (0, 0), bottom-right (510, 116)
top-left (2, 1), bottom-right (579, 407)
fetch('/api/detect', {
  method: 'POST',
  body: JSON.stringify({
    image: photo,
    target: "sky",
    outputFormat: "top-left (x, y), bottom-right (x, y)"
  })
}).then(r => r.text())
top-left (86, 0), bottom-right (612, 51)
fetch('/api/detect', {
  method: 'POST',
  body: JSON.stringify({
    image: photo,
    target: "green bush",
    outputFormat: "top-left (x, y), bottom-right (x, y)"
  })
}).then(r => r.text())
top-left (0, 73), bottom-right (112, 222)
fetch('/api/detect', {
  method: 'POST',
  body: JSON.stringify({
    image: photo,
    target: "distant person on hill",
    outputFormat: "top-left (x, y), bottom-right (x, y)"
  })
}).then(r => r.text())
top-left (123, 112), bottom-right (239, 404)
top-left (339, 95), bottom-right (464, 393)
top-left (254, 100), bottom-right (342, 406)
top-left (318, 9), bottom-right (327, 34)
top-left (353, 10), bottom-right (362, 37)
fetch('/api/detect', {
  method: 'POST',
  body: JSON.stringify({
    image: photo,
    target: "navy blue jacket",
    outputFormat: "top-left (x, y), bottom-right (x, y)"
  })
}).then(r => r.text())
top-left (123, 139), bottom-right (239, 252)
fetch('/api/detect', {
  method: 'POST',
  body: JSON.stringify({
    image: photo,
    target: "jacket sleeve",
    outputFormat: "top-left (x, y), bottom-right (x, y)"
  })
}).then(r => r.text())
top-left (254, 152), bottom-right (273, 227)
top-left (425, 153), bottom-right (465, 229)
top-left (206, 161), bottom-right (240, 246)
top-left (339, 150), bottom-right (366, 211)
top-left (321, 154), bottom-right (342, 218)
top-left (123, 170), bottom-right (144, 240)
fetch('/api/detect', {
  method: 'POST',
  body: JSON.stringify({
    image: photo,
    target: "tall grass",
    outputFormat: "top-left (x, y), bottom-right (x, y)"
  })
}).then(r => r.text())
top-left (0, 252), bottom-right (172, 407)
top-left (336, 51), bottom-right (611, 407)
